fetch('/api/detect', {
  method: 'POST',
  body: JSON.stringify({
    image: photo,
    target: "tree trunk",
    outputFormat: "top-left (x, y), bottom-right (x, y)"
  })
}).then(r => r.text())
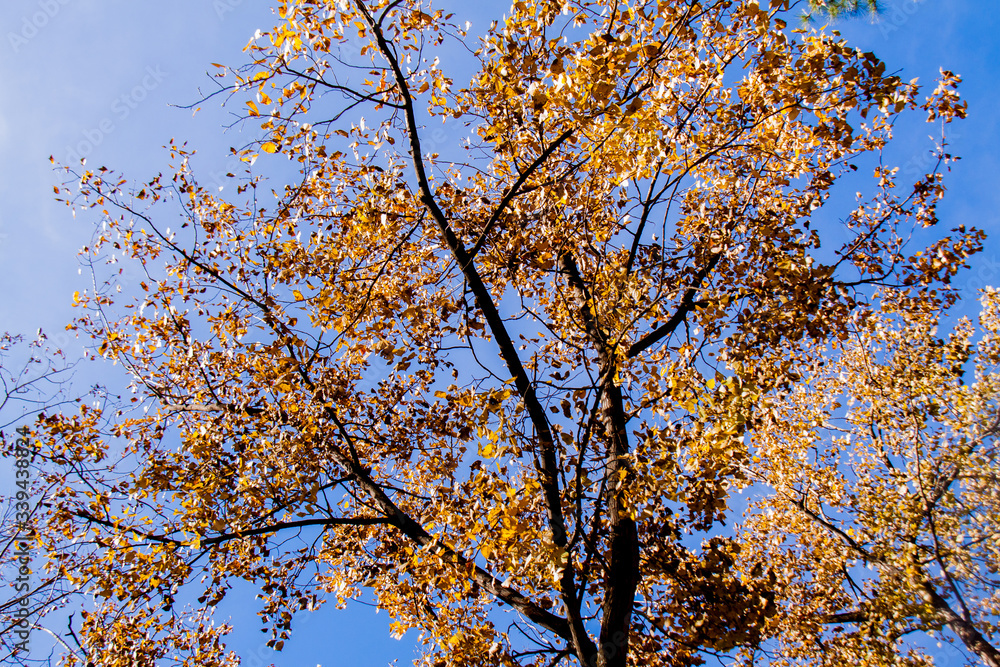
top-left (917, 581), bottom-right (1000, 667)
top-left (559, 253), bottom-right (640, 667)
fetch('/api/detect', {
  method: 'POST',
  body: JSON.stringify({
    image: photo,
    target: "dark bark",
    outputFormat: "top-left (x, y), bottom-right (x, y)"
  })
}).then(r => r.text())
top-left (626, 253), bottom-right (721, 359)
top-left (798, 500), bottom-right (1000, 667)
top-left (357, 4), bottom-right (598, 662)
top-left (559, 253), bottom-right (640, 667)
top-left (325, 409), bottom-right (579, 642)
top-left (916, 581), bottom-right (1000, 667)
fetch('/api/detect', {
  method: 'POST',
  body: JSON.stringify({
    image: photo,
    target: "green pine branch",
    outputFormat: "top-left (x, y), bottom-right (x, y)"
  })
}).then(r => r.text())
top-left (804, 0), bottom-right (881, 21)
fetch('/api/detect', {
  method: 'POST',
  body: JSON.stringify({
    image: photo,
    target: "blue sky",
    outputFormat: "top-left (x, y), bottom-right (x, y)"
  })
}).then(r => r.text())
top-left (1, 3), bottom-right (424, 664)
top-left (0, 0), bottom-right (998, 665)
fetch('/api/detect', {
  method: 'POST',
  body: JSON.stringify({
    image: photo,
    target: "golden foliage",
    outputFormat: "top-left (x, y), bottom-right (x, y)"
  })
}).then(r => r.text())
top-left (2, 1), bottom-right (992, 666)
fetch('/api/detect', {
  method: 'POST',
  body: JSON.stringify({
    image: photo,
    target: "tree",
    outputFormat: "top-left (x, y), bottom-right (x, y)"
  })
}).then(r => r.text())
top-left (0, 0), bottom-right (987, 665)
top-left (0, 332), bottom-right (83, 662)
top-left (805, 0), bottom-right (881, 20)
top-left (743, 289), bottom-right (1000, 666)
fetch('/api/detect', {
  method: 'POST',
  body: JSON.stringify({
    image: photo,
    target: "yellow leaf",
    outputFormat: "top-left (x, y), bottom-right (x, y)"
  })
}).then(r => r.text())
top-left (261, 142), bottom-right (279, 154)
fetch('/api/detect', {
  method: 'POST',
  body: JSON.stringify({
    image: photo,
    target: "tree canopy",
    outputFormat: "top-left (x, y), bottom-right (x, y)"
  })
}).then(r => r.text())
top-left (2, 0), bottom-right (996, 666)
top-left (805, 0), bottom-right (880, 20)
